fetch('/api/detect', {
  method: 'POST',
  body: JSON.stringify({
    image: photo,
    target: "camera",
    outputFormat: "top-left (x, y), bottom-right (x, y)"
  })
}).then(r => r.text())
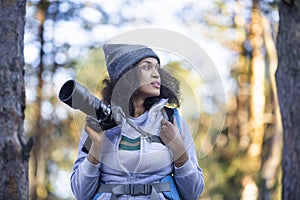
top-left (58, 80), bottom-right (116, 130)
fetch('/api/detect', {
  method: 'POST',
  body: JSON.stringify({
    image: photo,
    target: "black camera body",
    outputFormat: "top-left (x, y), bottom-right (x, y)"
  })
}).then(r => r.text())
top-left (58, 80), bottom-right (116, 130)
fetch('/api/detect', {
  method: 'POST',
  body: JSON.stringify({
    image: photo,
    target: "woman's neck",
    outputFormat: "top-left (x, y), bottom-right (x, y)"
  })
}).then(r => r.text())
top-left (132, 96), bottom-right (146, 118)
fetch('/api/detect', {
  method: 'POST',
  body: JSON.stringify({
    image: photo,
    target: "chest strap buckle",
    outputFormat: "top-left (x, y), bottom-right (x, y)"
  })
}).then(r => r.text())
top-left (128, 184), bottom-right (151, 196)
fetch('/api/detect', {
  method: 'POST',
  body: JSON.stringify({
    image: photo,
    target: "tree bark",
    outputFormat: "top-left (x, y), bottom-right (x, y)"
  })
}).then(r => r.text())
top-left (276, 1), bottom-right (300, 199)
top-left (0, 0), bottom-right (32, 199)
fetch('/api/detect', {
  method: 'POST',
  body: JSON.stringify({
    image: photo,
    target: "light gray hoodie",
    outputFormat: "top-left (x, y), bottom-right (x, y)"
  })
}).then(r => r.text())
top-left (70, 99), bottom-right (204, 200)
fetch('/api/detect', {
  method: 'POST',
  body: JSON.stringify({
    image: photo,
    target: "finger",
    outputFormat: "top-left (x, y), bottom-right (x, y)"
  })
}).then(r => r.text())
top-left (161, 118), bottom-right (167, 126)
top-left (85, 115), bottom-right (92, 121)
top-left (86, 117), bottom-right (103, 132)
top-left (88, 124), bottom-right (104, 134)
top-left (173, 117), bottom-right (178, 128)
top-left (85, 125), bottom-right (98, 135)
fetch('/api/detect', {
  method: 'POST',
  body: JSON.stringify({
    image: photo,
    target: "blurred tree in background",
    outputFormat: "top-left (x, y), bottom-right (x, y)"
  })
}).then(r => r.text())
top-left (193, 1), bottom-right (282, 199)
top-left (21, 0), bottom-right (295, 200)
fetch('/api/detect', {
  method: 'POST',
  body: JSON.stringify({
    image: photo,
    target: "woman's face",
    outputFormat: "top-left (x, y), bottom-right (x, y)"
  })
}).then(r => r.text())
top-left (135, 57), bottom-right (161, 99)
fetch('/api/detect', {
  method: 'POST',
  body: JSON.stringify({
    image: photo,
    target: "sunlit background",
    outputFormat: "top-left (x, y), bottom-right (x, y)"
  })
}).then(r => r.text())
top-left (24, 0), bottom-right (281, 199)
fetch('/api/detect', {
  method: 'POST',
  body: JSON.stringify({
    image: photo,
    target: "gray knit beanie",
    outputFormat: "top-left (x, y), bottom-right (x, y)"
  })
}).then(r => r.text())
top-left (103, 44), bottom-right (160, 83)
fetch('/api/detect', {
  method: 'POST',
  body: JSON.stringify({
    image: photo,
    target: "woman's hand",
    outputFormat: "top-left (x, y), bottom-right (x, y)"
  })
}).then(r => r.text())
top-left (85, 116), bottom-right (106, 164)
top-left (85, 116), bottom-right (106, 145)
top-left (160, 118), bottom-right (189, 167)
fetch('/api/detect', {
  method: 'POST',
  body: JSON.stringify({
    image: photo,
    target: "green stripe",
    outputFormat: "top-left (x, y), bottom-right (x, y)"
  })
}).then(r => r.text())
top-left (121, 136), bottom-right (140, 143)
top-left (119, 144), bottom-right (140, 150)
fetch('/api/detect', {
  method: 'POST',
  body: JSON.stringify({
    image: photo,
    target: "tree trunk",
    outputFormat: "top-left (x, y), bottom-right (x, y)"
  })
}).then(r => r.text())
top-left (0, 0), bottom-right (32, 199)
top-left (241, 1), bottom-right (265, 199)
top-left (260, 12), bottom-right (282, 200)
top-left (276, 1), bottom-right (300, 199)
top-left (248, 0), bottom-right (266, 168)
top-left (29, 2), bottom-right (49, 199)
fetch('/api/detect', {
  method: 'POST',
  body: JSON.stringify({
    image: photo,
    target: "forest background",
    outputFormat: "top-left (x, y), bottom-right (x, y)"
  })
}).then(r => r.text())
top-left (1, 0), bottom-right (290, 199)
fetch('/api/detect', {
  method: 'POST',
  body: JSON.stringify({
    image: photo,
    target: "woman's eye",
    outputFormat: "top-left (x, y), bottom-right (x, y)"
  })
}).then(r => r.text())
top-left (143, 65), bottom-right (150, 70)
top-left (140, 63), bottom-right (159, 71)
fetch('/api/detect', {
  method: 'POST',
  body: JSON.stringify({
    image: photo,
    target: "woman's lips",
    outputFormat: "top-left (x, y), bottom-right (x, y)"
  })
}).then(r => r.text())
top-left (151, 82), bottom-right (161, 89)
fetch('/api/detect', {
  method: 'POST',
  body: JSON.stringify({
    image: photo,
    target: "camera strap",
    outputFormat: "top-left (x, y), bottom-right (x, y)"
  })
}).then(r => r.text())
top-left (116, 108), bottom-right (154, 138)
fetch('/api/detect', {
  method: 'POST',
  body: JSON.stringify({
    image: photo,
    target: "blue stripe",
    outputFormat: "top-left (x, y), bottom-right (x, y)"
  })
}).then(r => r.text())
top-left (173, 108), bottom-right (182, 133)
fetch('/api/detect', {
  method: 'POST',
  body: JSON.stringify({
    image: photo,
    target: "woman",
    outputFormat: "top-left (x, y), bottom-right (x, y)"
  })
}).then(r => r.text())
top-left (70, 44), bottom-right (205, 200)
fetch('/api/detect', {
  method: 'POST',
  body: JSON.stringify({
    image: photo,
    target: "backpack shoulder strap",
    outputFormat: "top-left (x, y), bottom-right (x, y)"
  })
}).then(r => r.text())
top-left (164, 106), bottom-right (174, 123)
top-left (164, 107), bottom-right (182, 134)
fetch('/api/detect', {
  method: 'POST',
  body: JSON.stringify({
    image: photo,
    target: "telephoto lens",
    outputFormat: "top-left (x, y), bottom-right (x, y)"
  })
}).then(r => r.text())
top-left (58, 80), bottom-right (116, 130)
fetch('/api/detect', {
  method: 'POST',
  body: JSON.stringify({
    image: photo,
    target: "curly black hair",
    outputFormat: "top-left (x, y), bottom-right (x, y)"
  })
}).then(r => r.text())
top-left (101, 67), bottom-right (181, 117)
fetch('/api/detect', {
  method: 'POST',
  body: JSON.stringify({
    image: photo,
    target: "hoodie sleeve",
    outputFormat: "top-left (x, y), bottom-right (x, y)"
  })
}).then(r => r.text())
top-left (173, 117), bottom-right (205, 200)
top-left (70, 129), bottom-right (101, 200)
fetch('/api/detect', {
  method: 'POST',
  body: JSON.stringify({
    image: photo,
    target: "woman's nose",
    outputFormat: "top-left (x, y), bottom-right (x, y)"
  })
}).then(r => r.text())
top-left (151, 69), bottom-right (160, 78)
